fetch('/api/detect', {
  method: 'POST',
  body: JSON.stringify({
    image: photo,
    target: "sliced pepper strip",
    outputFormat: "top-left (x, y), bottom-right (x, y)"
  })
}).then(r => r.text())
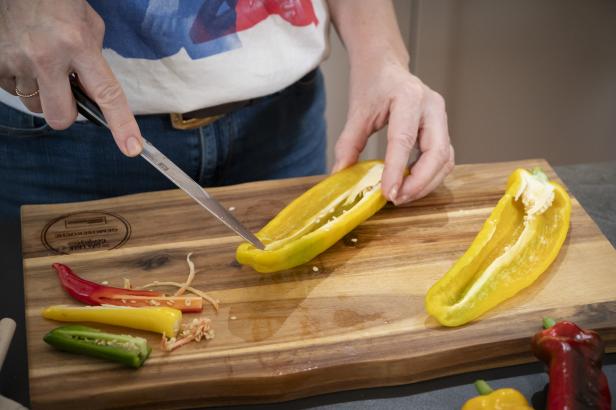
top-left (426, 168), bottom-right (571, 326)
top-left (52, 263), bottom-right (203, 313)
top-left (461, 379), bottom-right (532, 409)
top-left (236, 160), bottom-right (387, 273)
top-left (44, 325), bottom-right (151, 368)
top-left (42, 305), bottom-right (182, 336)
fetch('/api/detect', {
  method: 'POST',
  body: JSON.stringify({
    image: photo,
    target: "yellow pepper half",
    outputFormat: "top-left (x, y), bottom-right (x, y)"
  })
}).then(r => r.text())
top-left (236, 160), bottom-right (387, 273)
top-left (426, 168), bottom-right (571, 327)
top-left (42, 305), bottom-right (182, 336)
top-left (462, 380), bottom-right (532, 410)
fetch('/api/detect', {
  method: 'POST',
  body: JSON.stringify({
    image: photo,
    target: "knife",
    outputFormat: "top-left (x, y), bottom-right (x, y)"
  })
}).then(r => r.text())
top-left (69, 75), bottom-right (265, 250)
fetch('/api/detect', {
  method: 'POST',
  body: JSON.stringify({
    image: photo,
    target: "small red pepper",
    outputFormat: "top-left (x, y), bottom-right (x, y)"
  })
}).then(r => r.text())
top-left (532, 317), bottom-right (612, 410)
top-left (52, 263), bottom-right (203, 313)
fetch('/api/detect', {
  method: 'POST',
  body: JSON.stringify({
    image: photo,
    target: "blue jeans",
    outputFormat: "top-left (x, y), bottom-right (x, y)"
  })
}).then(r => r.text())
top-left (0, 69), bottom-right (326, 221)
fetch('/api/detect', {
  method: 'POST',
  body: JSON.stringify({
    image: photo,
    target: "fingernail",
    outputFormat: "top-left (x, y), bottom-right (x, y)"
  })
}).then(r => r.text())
top-left (398, 195), bottom-right (410, 205)
top-left (126, 137), bottom-right (142, 156)
top-left (388, 185), bottom-right (399, 202)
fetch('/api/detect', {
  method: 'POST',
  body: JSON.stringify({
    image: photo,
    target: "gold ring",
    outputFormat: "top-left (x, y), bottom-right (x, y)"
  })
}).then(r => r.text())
top-left (15, 87), bottom-right (39, 98)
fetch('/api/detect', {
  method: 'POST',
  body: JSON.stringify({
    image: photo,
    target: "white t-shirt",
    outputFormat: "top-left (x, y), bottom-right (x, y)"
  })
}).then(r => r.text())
top-left (1, 0), bottom-right (330, 115)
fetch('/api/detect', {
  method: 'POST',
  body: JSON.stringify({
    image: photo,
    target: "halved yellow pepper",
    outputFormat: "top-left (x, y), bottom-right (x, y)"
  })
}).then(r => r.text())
top-left (236, 160), bottom-right (387, 273)
top-left (426, 168), bottom-right (571, 327)
top-left (42, 305), bottom-right (182, 336)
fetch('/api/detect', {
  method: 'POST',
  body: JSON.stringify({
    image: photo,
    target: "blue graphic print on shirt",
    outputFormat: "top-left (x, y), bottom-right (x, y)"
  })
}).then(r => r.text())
top-left (88, 0), bottom-right (241, 60)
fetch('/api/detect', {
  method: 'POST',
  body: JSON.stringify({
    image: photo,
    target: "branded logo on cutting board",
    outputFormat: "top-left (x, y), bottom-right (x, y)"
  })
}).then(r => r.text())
top-left (41, 211), bottom-right (131, 255)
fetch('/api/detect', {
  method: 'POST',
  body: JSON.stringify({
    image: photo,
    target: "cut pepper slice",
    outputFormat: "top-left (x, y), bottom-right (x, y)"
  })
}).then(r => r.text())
top-left (425, 168), bottom-right (572, 326)
top-left (236, 160), bottom-right (387, 273)
top-left (42, 305), bottom-right (182, 336)
top-left (52, 263), bottom-right (203, 313)
top-left (44, 325), bottom-right (151, 368)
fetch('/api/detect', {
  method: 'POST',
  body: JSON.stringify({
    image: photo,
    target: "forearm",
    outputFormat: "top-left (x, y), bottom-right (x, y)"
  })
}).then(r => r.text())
top-left (327, 0), bottom-right (409, 67)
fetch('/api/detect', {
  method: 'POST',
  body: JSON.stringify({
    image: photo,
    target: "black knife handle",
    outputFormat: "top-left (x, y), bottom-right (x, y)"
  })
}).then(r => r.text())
top-left (69, 74), bottom-right (108, 128)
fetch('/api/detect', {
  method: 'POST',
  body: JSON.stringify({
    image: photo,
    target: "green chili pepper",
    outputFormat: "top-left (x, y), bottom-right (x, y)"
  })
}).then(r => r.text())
top-left (43, 325), bottom-right (151, 368)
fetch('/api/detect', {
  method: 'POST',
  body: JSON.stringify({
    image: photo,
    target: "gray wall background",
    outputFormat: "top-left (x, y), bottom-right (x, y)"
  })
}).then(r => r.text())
top-left (321, 0), bottom-right (616, 168)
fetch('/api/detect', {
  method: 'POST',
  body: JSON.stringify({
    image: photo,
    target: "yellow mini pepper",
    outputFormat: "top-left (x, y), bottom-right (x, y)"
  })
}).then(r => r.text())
top-left (462, 380), bottom-right (532, 410)
top-left (42, 305), bottom-right (182, 336)
top-left (237, 160), bottom-right (387, 273)
top-left (426, 168), bottom-right (571, 326)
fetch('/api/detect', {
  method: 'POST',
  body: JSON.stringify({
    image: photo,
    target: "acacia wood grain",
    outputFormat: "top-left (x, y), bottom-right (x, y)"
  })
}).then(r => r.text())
top-left (21, 159), bottom-right (616, 409)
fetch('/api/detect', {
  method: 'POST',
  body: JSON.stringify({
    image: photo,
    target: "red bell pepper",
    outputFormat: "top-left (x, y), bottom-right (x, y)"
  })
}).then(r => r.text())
top-left (52, 263), bottom-right (203, 313)
top-left (532, 317), bottom-right (612, 410)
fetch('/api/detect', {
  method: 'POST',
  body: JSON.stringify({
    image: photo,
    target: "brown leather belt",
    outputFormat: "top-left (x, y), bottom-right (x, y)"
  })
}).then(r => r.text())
top-left (170, 99), bottom-right (250, 130)
top-left (170, 68), bottom-right (318, 130)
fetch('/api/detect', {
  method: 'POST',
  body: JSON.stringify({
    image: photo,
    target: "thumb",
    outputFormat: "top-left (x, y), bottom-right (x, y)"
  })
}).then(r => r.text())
top-left (332, 113), bottom-right (371, 173)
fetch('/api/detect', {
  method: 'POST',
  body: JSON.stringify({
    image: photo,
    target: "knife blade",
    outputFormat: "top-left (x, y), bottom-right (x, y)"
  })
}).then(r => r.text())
top-left (69, 75), bottom-right (265, 250)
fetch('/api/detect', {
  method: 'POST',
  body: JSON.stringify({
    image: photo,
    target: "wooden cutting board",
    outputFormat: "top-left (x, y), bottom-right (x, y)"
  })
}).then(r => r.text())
top-left (21, 159), bottom-right (616, 410)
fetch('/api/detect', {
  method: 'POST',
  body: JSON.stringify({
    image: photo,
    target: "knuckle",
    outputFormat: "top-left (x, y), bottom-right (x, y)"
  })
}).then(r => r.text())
top-left (388, 132), bottom-right (415, 152)
top-left (58, 27), bottom-right (87, 51)
top-left (92, 13), bottom-right (106, 36)
top-left (431, 91), bottom-right (446, 111)
top-left (112, 117), bottom-right (137, 136)
top-left (334, 139), bottom-right (346, 153)
top-left (445, 158), bottom-right (455, 173)
top-left (402, 81), bottom-right (424, 99)
top-left (24, 36), bottom-right (74, 70)
top-left (28, 48), bottom-right (55, 69)
top-left (22, 37), bottom-right (53, 69)
top-left (334, 144), bottom-right (347, 160)
top-left (413, 180), bottom-right (429, 196)
top-left (442, 146), bottom-right (455, 174)
top-left (2, 46), bottom-right (23, 72)
top-left (93, 81), bottom-right (124, 105)
top-left (7, 56), bottom-right (28, 76)
top-left (46, 116), bottom-right (75, 130)
top-left (335, 139), bottom-right (361, 158)
top-left (437, 145), bottom-right (451, 163)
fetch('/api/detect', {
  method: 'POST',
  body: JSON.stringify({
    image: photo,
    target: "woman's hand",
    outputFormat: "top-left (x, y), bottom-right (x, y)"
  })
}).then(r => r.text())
top-left (0, 0), bottom-right (143, 156)
top-left (332, 58), bottom-right (454, 204)
top-left (328, 0), bottom-right (454, 205)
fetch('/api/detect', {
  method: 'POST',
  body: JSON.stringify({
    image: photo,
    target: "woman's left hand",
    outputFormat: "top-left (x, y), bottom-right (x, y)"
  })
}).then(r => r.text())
top-left (332, 58), bottom-right (454, 205)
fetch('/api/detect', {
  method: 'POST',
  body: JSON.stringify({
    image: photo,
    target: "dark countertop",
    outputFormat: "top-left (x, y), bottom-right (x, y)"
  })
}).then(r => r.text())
top-left (1, 161), bottom-right (615, 409)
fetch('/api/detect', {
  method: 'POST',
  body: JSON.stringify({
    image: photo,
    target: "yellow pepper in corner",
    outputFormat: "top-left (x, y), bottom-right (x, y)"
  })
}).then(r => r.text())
top-left (462, 380), bottom-right (532, 410)
top-left (426, 168), bottom-right (571, 327)
top-left (42, 305), bottom-right (182, 336)
top-left (236, 160), bottom-right (387, 273)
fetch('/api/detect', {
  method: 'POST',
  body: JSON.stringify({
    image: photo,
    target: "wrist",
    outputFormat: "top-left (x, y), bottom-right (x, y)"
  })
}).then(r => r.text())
top-left (328, 0), bottom-right (410, 72)
top-left (348, 46), bottom-right (410, 74)
top-left (345, 32), bottom-right (410, 70)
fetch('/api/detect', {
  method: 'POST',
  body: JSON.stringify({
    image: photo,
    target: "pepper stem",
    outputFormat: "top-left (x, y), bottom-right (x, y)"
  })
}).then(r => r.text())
top-left (543, 317), bottom-right (556, 329)
top-left (474, 379), bottom-right (494, 395)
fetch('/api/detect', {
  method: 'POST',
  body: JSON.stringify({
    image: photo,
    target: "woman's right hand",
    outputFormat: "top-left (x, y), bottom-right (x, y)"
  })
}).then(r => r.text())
top-left (0, 0), bottom-right (143, 156)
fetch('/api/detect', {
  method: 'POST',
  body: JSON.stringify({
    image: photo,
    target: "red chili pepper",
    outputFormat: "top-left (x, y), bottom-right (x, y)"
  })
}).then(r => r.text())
top-left (532, 318), bottom-right (612, 410)
top-left (52, 263), bottom-right (203, 313)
